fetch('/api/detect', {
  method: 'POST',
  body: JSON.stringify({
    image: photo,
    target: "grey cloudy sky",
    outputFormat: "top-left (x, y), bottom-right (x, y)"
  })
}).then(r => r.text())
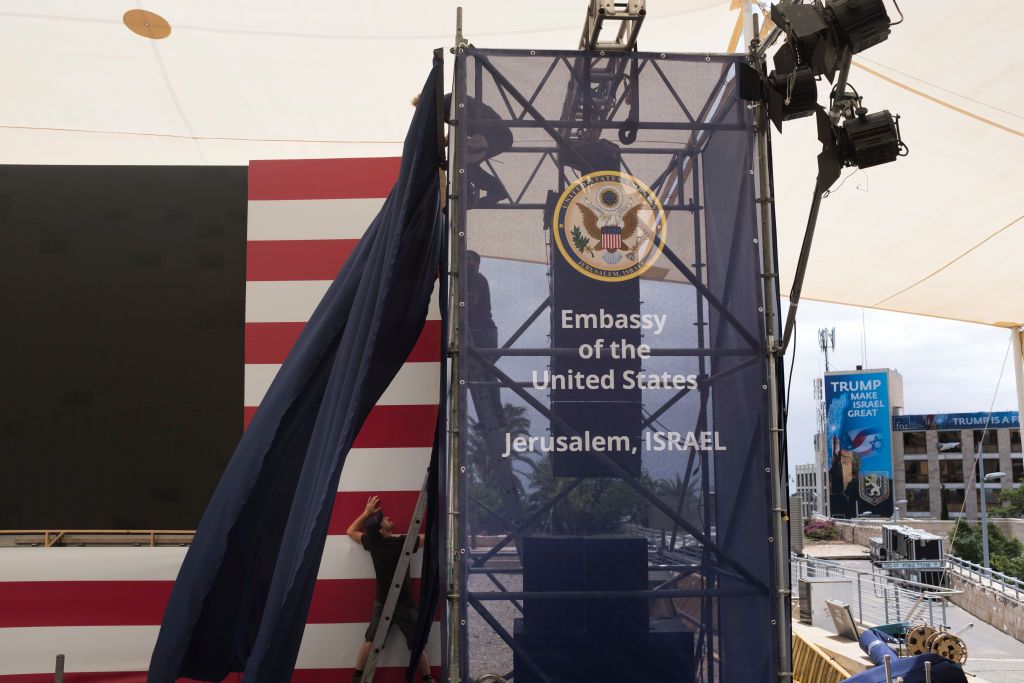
top-left (782, 299), bottom-right (1020, 479)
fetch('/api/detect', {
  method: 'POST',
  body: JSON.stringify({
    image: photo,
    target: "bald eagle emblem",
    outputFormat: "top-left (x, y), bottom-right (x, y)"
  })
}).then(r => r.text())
top-left (554, 171), bottom-right (667, 282)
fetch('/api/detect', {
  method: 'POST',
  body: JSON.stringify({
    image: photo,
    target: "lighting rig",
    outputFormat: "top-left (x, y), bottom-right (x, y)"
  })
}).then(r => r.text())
top-left (744, 0), bottom-right (907, 352)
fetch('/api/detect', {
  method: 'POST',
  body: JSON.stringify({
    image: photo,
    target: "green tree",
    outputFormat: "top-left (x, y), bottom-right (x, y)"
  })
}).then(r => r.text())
top-left (523, 457), bottom-right (651, 535)
top-left (949, 522), bottom-right (1024, 580)
top-left (991, 486), bottom-right (1024, 518)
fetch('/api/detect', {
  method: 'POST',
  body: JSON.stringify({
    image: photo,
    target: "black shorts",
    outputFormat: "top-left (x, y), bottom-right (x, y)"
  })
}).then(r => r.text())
top-left (365, 598), bottom-right (419, 649)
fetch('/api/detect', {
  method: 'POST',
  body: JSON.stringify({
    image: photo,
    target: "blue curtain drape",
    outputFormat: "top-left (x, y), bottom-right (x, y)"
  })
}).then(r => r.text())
top-left (149, 56), bottom-right (445, 683)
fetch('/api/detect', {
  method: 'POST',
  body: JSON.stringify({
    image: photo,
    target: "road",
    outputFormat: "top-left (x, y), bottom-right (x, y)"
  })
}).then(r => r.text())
top-left (840, 559), bottom-right (1024, 683)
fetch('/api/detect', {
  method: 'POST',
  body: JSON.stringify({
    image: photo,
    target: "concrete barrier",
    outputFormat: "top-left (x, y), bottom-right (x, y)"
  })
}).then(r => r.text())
top-left (947, 572), bottom-right (1024, 643)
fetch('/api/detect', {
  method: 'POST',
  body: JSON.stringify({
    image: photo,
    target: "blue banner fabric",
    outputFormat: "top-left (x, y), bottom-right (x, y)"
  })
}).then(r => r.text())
top-left (148, 58), bottom-right (445, 682)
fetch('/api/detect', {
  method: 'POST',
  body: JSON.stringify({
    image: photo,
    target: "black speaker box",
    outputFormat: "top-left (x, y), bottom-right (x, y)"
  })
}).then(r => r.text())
top-left (522, 536), bottom-right (647, 634)
top-left (512, 617), bottom-right (695, 683)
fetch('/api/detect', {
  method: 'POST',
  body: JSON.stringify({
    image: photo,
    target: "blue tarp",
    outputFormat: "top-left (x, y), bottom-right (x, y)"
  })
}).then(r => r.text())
top-left (149, 57), bottom-right (445, 682)
top-left (843, 653), bottom-right (967, 683)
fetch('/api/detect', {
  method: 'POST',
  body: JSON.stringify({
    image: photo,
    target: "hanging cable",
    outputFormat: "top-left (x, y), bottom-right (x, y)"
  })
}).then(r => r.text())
top-left (941, 336), bottom-right (1013, 586)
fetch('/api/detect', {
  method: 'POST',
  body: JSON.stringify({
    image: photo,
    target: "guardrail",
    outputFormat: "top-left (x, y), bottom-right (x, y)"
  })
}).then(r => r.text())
top-left (0, 530), bottom-right (195, 547)
top-left (944, 553), bottom-right (1024, 603)
top-left (792, 555), bottom-right (956, 628)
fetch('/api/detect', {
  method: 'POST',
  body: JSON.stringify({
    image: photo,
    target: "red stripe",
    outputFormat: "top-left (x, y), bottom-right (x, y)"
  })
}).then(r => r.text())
top-left (246, 239), bottom-right (358, 282)
top-left (0, 581), bottom-right (173, 627)
top-left (244, 322), bottom-right (307, 364)
top-left (329, 491), bottom-right (422, 536)
top-left (0, 578), bottom-right (434, 628)
top-left (248, 158), bottom-right (400, 201)
top-left (0, 676), bottom-right (232, 683)
top-left (245, 320), bottom-right (442, 365)
top-left (353, 405), bottom-right (439, 448)
top-left (0, 669), bottom-right (441, 683)
top-left (244, 404), bottom-right (437, 441)
top-left (405, 320), bottom-right (443, 363)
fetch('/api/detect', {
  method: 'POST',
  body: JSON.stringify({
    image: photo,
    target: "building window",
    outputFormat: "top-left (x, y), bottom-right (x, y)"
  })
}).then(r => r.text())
top-left (1010, 429), bottom-right (1022, 453)
top-left (903, 431), bottom-right (927, 455)
top-left (972, 429), bottom-right (999, 454)
top-left (938, 459), bottom-right (964, 483)
top-left (945, 487), bottom-right (966, 509)
top-left (1013, 456), bottom-right (1023, 483)
top-left (982, 457), bottom-right (1002, 477)
top-left (907, 488), bottom-right (930, 513)
top-left (904, 460), bottom-right (929, 484)
top-left (937, 431), bottom-right (962, 453)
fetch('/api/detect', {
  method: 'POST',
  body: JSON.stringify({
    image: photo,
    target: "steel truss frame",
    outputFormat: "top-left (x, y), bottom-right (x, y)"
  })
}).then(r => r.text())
top-left (445, 42), bottom-right (789, 683)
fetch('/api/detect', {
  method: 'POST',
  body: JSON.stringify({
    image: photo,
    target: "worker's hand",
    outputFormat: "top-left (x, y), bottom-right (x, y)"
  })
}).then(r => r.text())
top-left (364, 495), bottom-right (381, 515)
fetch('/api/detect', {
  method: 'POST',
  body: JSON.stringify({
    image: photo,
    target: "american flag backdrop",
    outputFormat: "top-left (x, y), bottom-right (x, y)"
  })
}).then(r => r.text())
top-left (0, 158), bottom-right (441, 681)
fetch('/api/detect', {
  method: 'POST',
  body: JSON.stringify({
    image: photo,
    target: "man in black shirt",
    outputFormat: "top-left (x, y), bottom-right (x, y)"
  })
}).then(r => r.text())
top-left (346, 495), bottom-right (432, 683)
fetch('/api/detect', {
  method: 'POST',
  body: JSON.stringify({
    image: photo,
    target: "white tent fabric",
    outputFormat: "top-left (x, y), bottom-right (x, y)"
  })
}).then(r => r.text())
top-left (2, 0), bottom-right (1021, 326)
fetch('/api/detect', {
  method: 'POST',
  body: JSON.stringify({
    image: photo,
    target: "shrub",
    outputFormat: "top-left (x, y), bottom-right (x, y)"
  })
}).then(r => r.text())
top-left (804, 518), bottom-right (838, 541)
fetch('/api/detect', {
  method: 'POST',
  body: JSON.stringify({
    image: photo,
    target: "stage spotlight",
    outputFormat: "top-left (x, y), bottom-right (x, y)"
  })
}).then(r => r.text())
top-left (815, 106), bottom-right (905, 189)
top-left (772, 0), bottom-right (894, 81)
top-left (766, 68), bottom-right (819, 132)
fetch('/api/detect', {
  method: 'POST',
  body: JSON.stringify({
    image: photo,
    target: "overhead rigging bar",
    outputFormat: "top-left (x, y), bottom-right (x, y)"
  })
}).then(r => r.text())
top-left (579, 0), bottom-right (646, 51)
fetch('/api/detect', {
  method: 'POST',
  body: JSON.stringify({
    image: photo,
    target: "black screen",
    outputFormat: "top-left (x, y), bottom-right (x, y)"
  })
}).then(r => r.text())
top-left (0, 165), bottom-right (246, 529)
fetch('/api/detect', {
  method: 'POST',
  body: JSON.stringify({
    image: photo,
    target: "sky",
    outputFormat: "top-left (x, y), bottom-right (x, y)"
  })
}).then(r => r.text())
top-left (782, 299), bottom-right (1020, 480)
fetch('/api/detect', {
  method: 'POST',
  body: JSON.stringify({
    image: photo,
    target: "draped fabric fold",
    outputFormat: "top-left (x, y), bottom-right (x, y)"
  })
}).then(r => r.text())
top-left (149, 57), bottom-right (445, 683)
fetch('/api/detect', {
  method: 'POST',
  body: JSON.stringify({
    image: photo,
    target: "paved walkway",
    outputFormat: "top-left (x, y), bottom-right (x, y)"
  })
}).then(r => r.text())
top-left (802, 542), bottom-right (870, 560)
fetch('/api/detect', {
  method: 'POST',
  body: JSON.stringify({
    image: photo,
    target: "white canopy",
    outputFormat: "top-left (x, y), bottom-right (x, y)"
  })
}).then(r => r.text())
top-left (2, 0), bottom-right (1021, 326)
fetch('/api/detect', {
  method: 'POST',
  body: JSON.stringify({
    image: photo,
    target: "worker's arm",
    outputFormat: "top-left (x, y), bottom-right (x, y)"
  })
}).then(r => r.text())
top-left (347, 495), bottom-right (380, 544)
top-left (418, 534), bottom-right (426, 548)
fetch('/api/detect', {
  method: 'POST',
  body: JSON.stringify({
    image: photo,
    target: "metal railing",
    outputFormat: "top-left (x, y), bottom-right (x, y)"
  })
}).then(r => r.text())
top-left (792, 555), bottom-right (956, 628)
top-left (944, 553), bottom-right (1024, 603)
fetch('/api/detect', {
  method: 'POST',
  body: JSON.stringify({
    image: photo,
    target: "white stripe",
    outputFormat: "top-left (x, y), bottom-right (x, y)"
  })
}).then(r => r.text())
top-left (0, 536), bottom-right (420, 583)
top-left (338, 448), bottom-right (431, 492)
top-left (318, 535), bottom-right (423, 580)
top-left (0, 623), bottom-right (441, 675)
top-left (245, 362), bottom-right (439, 408)
top-left (0, 547), bottom-right (188, 582)
top-left (246, 280), bottom-right (441, 323)
top-left (247, 198), bottom-right (384, 241)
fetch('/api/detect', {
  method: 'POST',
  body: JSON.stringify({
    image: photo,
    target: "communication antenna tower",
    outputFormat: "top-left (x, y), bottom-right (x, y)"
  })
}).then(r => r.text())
top-left (818, 326), bottom-right (836, 372)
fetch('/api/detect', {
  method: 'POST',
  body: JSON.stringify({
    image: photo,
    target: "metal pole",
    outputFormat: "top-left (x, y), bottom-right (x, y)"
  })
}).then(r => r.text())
top-left (749, 12), bottom-right (793, 682)
top-left (447, 9), bottom-right (467, 682)
top-left (979, 449), bottom-right (991, 576)
top-left (883, 654), bottom-right (893, 683)
top-left (779, 186), bottom-right (824, 353)
top-left (924, 660), bottom-right (933, 683)
top-left (1012, 328), bottom-right (1024, 432)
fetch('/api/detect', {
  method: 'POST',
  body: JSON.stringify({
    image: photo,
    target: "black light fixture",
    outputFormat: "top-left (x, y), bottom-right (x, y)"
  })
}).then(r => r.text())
top-left (766, 68), bottom-right (819, 132)
top-left (815, 104), bottom-right (906, 190)
top-left (771, 0), bottom-right (894, 82)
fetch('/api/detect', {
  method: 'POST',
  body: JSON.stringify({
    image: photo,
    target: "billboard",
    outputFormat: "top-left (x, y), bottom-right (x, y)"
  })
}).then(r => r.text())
top-left (825, 370), bottom-right (894, 518)
top-left (456, 48), bottom-right (777, 682)
top-left (893, 411), bottom-right (1019, 431)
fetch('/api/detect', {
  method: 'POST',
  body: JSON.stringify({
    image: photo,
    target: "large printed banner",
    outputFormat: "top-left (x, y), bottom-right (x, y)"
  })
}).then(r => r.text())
top-left (893, 411), bottom-right (1019, 431)
top-left (456, 48), bottom-right (776, 683)
top-left (825, 370), bottom-right (894, 518)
